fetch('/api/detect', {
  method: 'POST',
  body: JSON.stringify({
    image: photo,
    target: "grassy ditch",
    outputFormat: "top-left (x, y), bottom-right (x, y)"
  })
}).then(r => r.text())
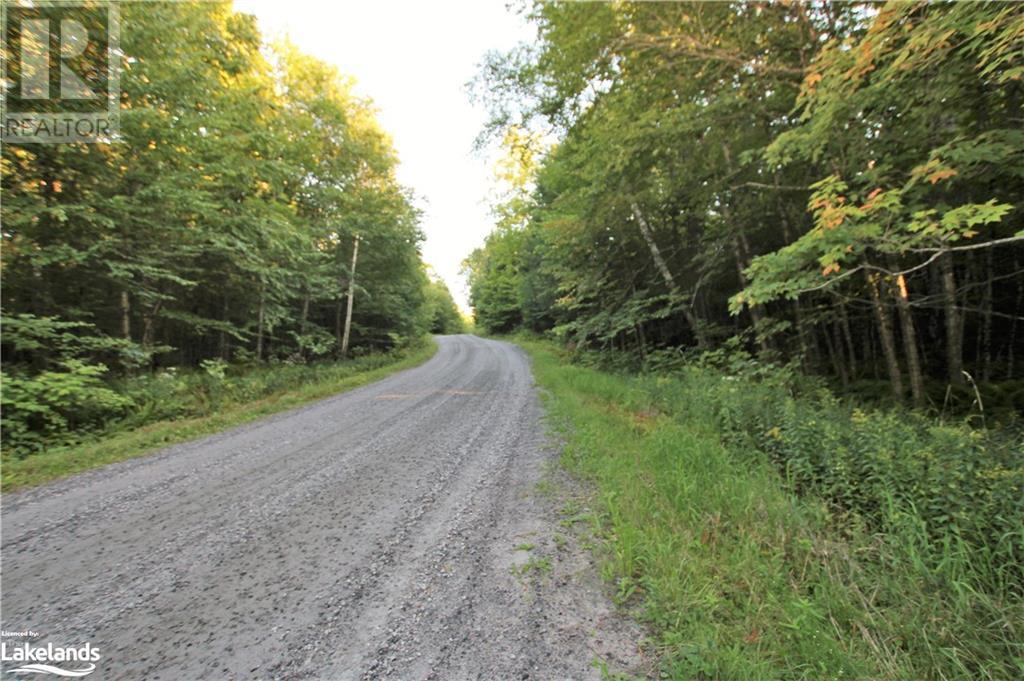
top-left (1, 339), bottom-right (437, 490)
top-left (516, 337), bottom-right (1023, 680)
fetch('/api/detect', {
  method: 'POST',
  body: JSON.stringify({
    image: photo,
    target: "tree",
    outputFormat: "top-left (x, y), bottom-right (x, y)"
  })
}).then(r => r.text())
top-left (734, 2), bottom-right (1024, 403)
top-left (422, 275), bottom-right (464, 335)
top-left (468, 0), bottom-right (1024, 401)
top-left (1, 2), bottom-right (435, 450)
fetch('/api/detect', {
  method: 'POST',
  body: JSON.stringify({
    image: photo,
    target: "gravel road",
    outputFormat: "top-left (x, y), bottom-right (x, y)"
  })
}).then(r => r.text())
top-left (1, 335), bottom-right (645, 680)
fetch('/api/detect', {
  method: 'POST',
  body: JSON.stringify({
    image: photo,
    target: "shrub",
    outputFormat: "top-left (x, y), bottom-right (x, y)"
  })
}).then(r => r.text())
top-left (2, 333), bottom-right (429, 459)
top-left (638, 350), bottom-right (1024, 583)
top-left (524, 337), bottom-right (1023, 678)
top-left (1, 361), bottom-right (133, 457)
top-left (0, 313), bottom-right (142, 456)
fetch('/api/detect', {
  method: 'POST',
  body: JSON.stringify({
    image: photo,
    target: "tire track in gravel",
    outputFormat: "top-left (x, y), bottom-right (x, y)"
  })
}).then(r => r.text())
top-left (2, 335), bottom-right (647, 680)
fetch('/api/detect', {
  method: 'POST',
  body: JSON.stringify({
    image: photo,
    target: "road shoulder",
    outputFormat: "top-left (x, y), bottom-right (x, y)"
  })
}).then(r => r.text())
top-left (1, 340), bottom-right (438, 491)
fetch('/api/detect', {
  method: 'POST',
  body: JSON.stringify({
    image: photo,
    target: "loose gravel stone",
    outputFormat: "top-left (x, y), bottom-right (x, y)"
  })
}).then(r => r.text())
top-left (2, 335), bottom-right (646, 680)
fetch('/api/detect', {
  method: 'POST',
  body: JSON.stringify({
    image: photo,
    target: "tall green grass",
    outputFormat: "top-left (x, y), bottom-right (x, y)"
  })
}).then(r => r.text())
top-left (517, 337), bottom-right (1023, 679)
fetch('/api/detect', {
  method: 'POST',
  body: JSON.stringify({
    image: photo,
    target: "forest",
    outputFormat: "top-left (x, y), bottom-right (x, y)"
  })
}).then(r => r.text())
top-left (466, 1), bottom-right (1023, 414)
top-left (1, 0), bottom-right (1023, 676)
top-left (466, 2), bottom-right (1024, 677)
top-left (1, 1), bottom-right (461, 458)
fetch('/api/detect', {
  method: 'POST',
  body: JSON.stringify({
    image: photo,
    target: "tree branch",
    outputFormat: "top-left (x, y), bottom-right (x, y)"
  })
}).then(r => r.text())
top-left (911, 235), bottom-right (1024, 254)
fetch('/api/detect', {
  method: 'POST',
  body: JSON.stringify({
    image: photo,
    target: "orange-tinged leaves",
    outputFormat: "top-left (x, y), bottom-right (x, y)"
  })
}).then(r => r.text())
top-left (927, 167), bottom-right (957, 184)
top-left (823, 211), bottom-right (845, 230)
top-left (911, 158), bottom-right (958, 186)
top-left (862, 188), bottom-right (884, 211)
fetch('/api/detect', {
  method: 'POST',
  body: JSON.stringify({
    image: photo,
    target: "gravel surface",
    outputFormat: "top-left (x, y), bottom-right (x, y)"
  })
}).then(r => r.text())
top-left (2, 335), bottom-right (646, 680)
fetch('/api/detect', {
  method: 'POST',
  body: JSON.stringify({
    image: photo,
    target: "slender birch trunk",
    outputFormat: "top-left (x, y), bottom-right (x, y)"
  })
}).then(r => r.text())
top-left (341, 234), bottom-right (360, 356)
top-left (630, 201), bottom-right (707, 349)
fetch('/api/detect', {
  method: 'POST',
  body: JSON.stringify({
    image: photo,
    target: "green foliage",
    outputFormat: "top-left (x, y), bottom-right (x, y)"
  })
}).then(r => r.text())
top-left (738, 2), bottom-right (1023, 308)
top-left (1, 312), bottom-right (146, 367)
top-left (291, 327), bottom-right (338, 360)
top-left (646, 352), bottom-right (1023, 577)
top-left (1, 328), bottom-right (431, 459)
top-left (421, 276), bottom-right (464, 334)
top-left (462, 227), bottom-right (526, 333)
top-left (519, 336), bottom-right (1023, 679)
top-left (1, 339), bottom-right (437, 490)
top-left (1, 312), bottom-right (141, 455)
top-left (1, 3), bottom-right (436, 454)
top-left (470, 1), bottom-right (1024, 406)
top-left (2, 360), bottom-right (133, 457)
top-left (114, 343), bottom-right (429, 429)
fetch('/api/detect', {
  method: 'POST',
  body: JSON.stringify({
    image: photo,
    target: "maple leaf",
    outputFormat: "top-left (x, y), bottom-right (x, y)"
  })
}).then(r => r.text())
top-left (927, 168), bottom-right (958, 184)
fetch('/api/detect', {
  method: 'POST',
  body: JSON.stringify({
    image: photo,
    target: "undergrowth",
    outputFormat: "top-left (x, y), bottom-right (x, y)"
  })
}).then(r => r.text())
top-left (1, 338), bottom-right (437, 489)
top-left (517, 336), bottom-right (1023, 680)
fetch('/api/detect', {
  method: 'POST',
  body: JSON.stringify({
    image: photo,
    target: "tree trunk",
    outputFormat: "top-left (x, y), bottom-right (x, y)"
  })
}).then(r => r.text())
top-left (120, 291), bottom-right (131, 340)
top-left (219, 297), bottom-right (230, 360)
top-left (736, 228), bottom-right (772, 356)
top-left (865, 323), bottom-right (879, 380)
top-left (1008, 255), bottom-right (1022, 379)
top-left (256, 285), bottom-right (265, 362)
top-left (680, 305), bottom-right (704, 350)
top-left (335, 297), bottom-right (344, 352)
top-left (630, 202), bottom-right (674, 290)
top-left (142, 301), bottom-right (162, 350)
top-left (891, 270), bottom-right (926, 407)
top-left (630, 201), bottom-right (707, 348)
top-left (777, 182), bottom-right (804, 369)
top-left (732, 236), bottom-right (770, 356)
top-left (341, 234), bottom-right (360, 356)
top-left (822, 320), bottom-right (849, 387)
top-left (833, 319), bottom-right (851, 386)
top-left (938, 251), bottom-right (965, 386)
top-left (838, 302), bottom-right (857, 380)
top-left (980, 245), bottom-right (993, 381)
top-left (793, 301), bottom-right (811, 371)
top-left (867, 272), bottom-right (904, 401)
top-left (713, 144), bottom-right (767, 353)
top-left (635, 322), bottom-right (647, 362)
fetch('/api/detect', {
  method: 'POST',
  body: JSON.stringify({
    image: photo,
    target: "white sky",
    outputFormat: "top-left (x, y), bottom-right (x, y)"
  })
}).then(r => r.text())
top-left (233, 0), bottom-right (534, 311)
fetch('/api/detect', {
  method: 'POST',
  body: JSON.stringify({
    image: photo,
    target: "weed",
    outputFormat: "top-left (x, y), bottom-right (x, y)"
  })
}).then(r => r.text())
top-left (1, 339), bottom-right (438, 489)
top-left (511, 554), bottom-right (553, 579)
top-left (535, 477), bottom-right (556, 498)
top-left (515, 336), bottom-right (1024, 680)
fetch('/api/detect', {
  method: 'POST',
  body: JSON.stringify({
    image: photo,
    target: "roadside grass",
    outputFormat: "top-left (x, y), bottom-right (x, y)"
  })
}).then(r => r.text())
top-left (515, 336), bottom-right (1023, 680)
top-left (1, 339), bottom-right (437, 491)
top-left (511, 555), bottom-right (553, 578)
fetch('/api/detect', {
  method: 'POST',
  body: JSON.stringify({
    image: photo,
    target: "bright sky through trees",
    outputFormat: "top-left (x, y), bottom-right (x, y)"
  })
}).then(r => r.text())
top-left (234, 0), bottom-right (533, 310)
